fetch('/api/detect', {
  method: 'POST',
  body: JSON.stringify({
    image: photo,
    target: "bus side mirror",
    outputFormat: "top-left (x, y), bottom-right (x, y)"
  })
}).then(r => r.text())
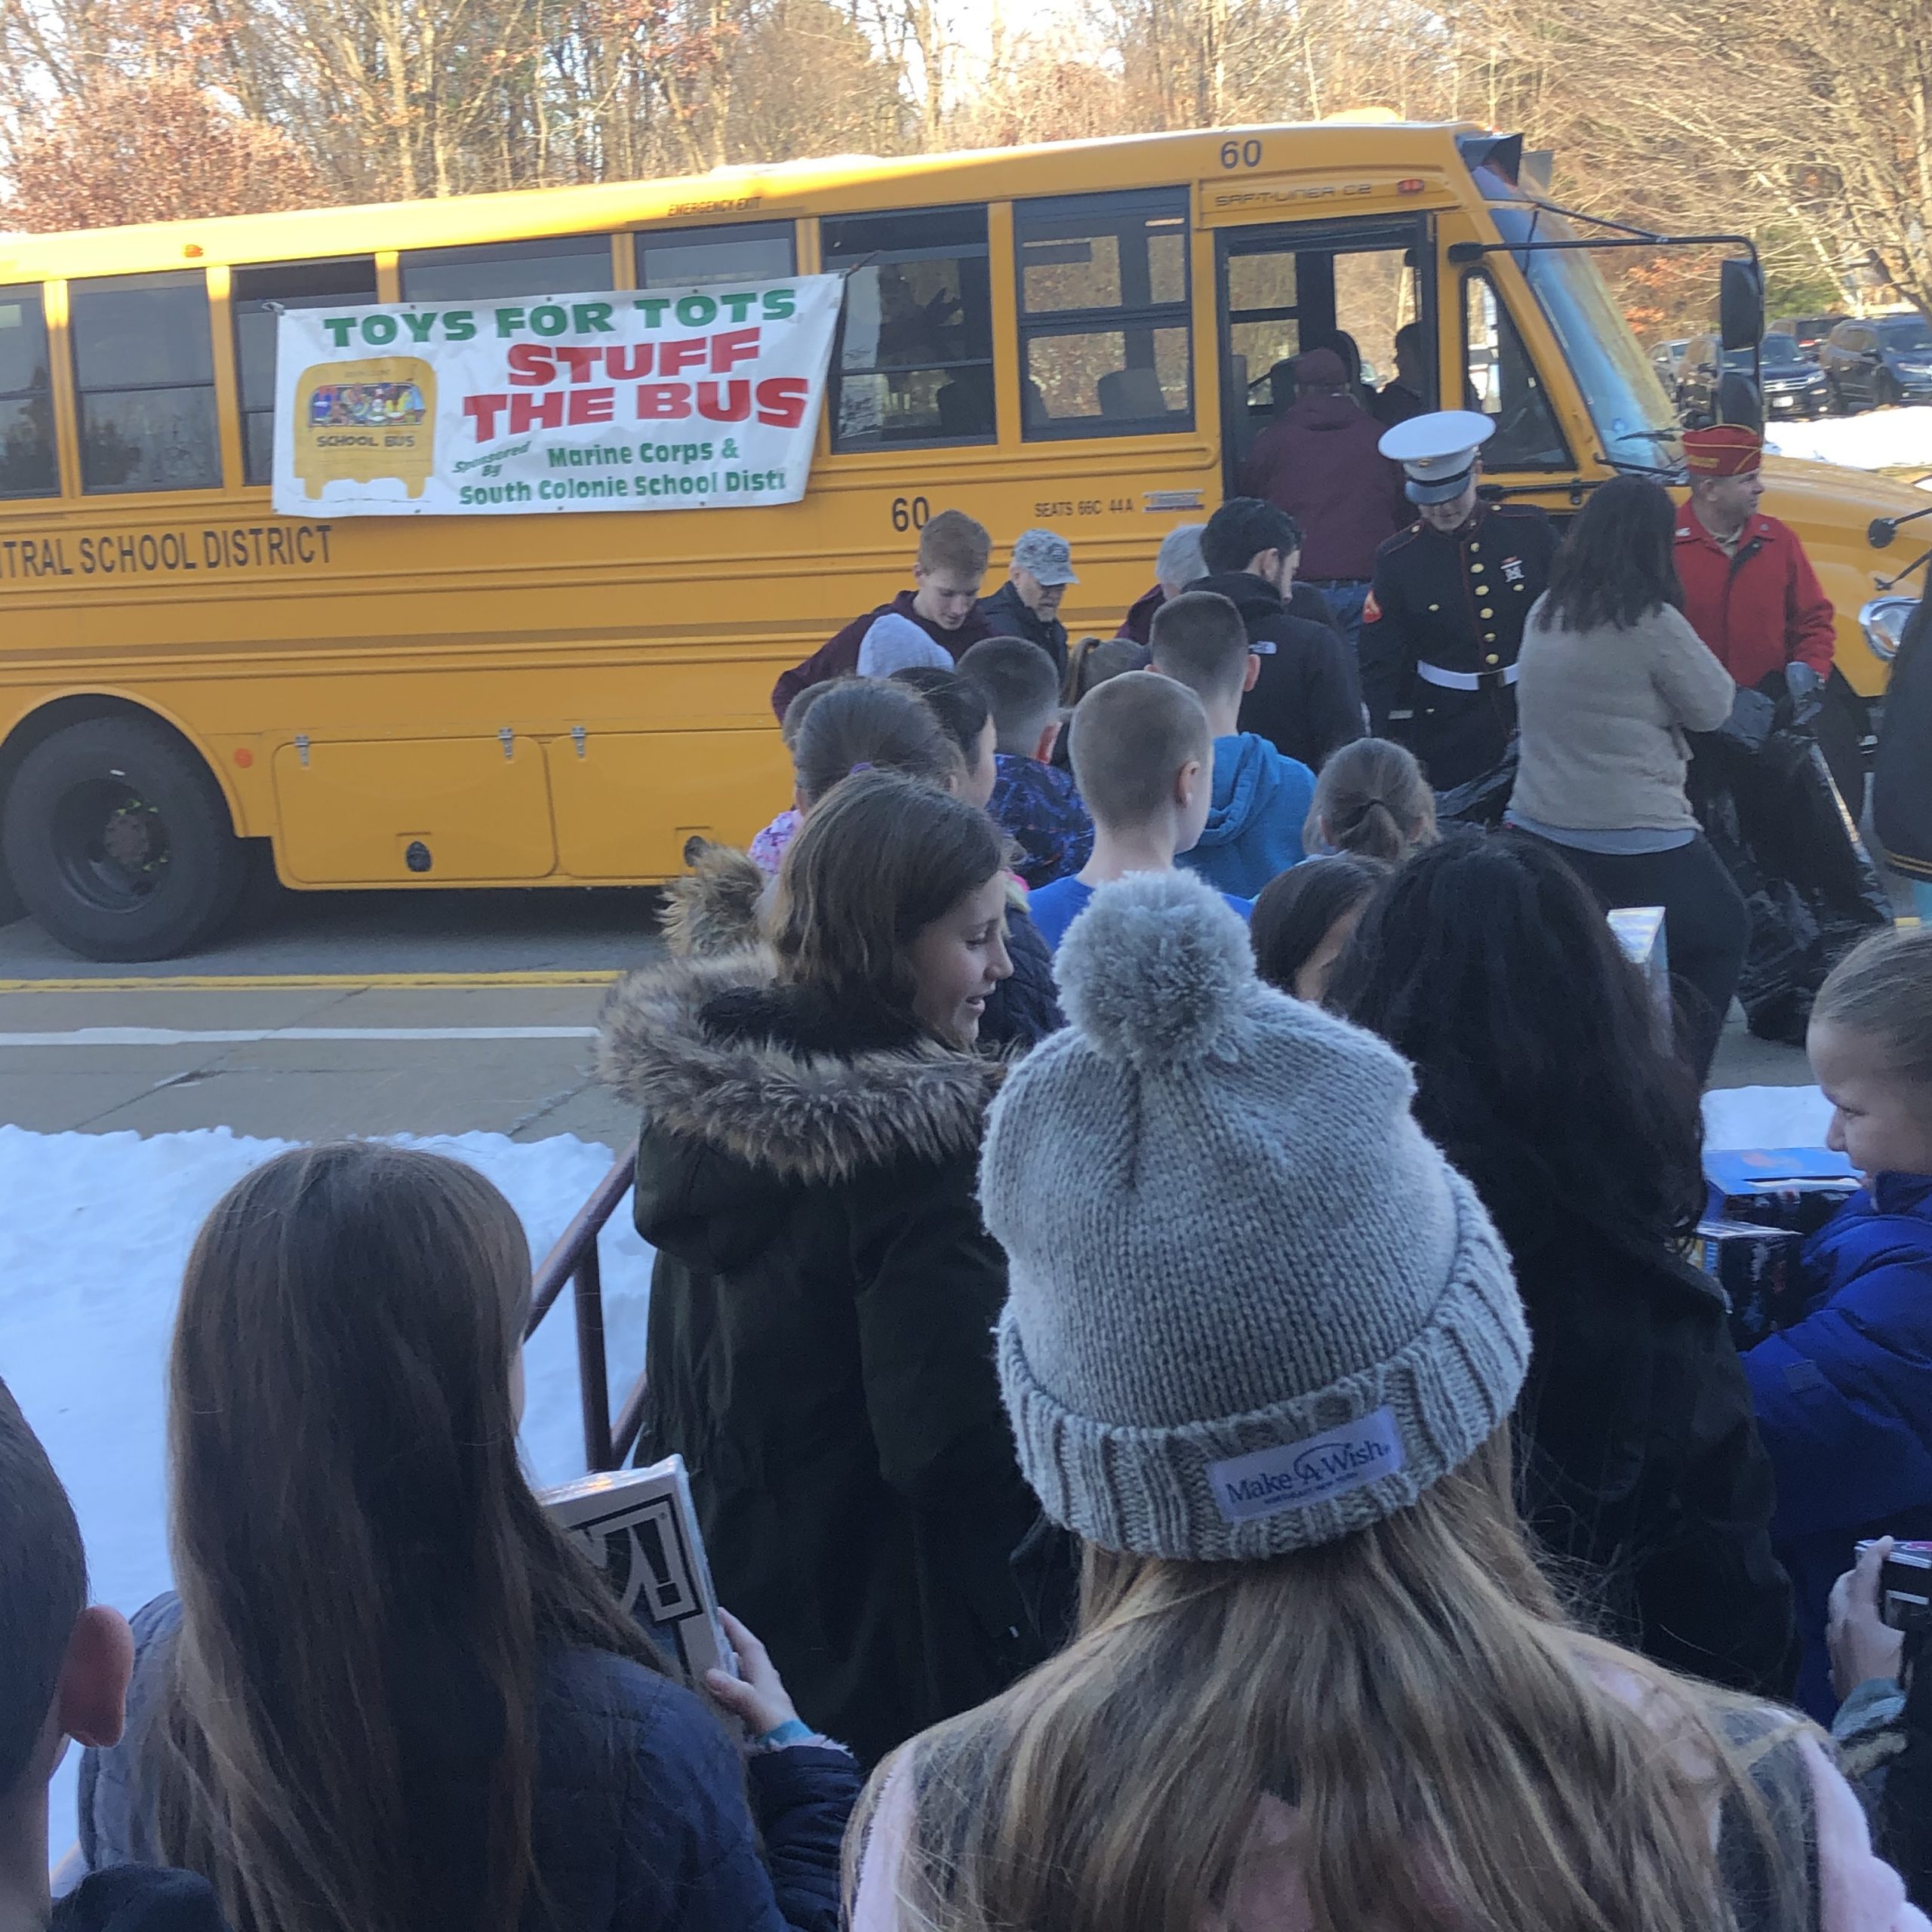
top-left (1720, 258), bottom-right (1764, 352)
top-left (1716, 368), bottom-right (1764, 434)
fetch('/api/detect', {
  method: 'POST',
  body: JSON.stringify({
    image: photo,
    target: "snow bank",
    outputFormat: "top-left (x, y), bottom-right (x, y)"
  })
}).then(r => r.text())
top-left (0, 1124), bottom-right (649, 1848)
top-left (1702, 1083), bottom-right (1832, 1149)
top-left (1767, 407), bottom-right (1932, 472)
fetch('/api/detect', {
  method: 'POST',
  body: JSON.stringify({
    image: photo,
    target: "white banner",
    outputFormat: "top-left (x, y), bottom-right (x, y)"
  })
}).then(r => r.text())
top-left (270, 275), bottom-right (842, 517)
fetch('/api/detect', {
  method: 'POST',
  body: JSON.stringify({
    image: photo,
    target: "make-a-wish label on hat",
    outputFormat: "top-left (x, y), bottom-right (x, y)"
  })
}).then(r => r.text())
top-left (1208, 1407), bottom-right (1405, 1522)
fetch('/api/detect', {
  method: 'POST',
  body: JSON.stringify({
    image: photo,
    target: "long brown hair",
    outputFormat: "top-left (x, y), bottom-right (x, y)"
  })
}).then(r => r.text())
top-left (773, 768), bottom-right (1002, 1038)
top-left (151, 1143), bottom-right (664, 1932)
top-left (857, 1433), bottom-right (1809, 1931)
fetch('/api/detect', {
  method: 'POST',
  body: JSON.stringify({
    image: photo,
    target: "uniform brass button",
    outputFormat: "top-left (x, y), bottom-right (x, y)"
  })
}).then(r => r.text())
top-left (1470, 562), bottom-right (1485, 574)
top-left (1484, 632), bottom-right (1497, 643)
top-left (1486, 653), bottom-right (1500, 665)
top-left (1428, 602), bottom-right (1440, 612)
top-left (1481, 607), bottom-right (1494, 618)
top-left (1469, 543), bottom-right (1481, 554)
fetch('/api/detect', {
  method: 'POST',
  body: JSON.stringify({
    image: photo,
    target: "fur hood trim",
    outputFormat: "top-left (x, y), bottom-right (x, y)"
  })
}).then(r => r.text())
top-left (598, 947), bottom-right (1004, 1185)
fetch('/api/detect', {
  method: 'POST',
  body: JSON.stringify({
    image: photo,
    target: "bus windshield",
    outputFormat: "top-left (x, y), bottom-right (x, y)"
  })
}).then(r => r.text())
top-left (1488, 203), bottom-right (1681, 469)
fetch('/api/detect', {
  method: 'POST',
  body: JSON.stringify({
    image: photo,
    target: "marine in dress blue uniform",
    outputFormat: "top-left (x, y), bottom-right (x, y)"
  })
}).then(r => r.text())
top-left (1359, 411), bottom-right (1559, 792)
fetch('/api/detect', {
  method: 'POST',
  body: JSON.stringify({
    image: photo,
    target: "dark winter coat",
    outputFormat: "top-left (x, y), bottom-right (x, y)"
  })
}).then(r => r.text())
top-left (54, 1869), bottom-right (229, 1932)
top-left (81, 1595), bottom-right (859, 1932)
top-left (1237, 391), bottom-right (1411, 580)
top-left (1507, 1221), bottom-right (1795, 1698)
top-left (601, 954), bottom-right (1047, 1768)
top-left (1874, 595), bottom-right (1932, 884)
top-left (977, 580), bottom-right (1069, 684)
top-left (771, 592), bottom-right (995, 719)
top-left (1745, 1174), bottom-right (1932, 1718)
top-left (1115, 580), bottom-right (1342, 648)
top-left (1190, 569), bottom-right (1364, 771)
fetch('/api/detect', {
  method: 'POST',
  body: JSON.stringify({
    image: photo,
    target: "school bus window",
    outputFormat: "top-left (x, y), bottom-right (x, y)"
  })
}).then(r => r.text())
top-left (398, 234), bottom-right (613, 303)
top-left (1463, 272), bottom-right (1568, 469)
top-left (1014, 189), bottom-right (1192, 438)
top-left (70, 271), bottom-right (220, 494)
top-left (822, 206), bottom-right (992, 449)
top-left (0, 288), bottom-right (57, 500)
top-left (636, 220), bottom-right (795, 289)
top-left (232, 257), bottom-right (380, 486)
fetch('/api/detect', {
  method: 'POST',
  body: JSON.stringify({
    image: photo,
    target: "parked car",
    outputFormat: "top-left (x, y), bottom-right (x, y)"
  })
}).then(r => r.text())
top-left (1651, 337), bottom-right (1689, 394)
top-left (1676, 333), bottom-right (1826, 426)
top-left (1771, 314), bottom-right (1847, 361)
top-left (1819, 315), bottom-right (1932, 412)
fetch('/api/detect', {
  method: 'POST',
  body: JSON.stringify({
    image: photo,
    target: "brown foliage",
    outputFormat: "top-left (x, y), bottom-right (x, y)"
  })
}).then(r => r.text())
top-left (5, 69), bottom-right (328, 231)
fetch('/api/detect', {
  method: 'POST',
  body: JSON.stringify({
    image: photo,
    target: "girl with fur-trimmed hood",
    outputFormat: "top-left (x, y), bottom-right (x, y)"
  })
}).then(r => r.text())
top-left (599, 772), bottom-right (1049, 1768)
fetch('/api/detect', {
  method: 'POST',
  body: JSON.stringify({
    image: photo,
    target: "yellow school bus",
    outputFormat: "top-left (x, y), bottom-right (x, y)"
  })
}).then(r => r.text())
top-left (0, 121), bottom-right (1918, 958)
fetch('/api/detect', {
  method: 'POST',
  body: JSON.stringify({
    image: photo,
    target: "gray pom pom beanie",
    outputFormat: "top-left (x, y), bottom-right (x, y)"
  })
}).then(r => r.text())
top-left (980, 869), bottom-right (1528, 1563)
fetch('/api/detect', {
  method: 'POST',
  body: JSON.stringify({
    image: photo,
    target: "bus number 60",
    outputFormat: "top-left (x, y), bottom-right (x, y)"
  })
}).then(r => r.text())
top-left (1220, 140), bottom-right (1263, 170)
top-left (891, 495), bottom-right (931, 532)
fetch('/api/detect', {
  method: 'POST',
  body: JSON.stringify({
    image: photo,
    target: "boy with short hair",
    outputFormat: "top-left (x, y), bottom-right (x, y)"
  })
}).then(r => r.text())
top-left (771, 509), bottom-right (995, 718)
top-left (1149, 589), bottom-right (1316, 900)
top-left (1028, 671), bottom-right (1251, 954)
top-left (0, 1378), bottom-right (226, 1931)
top-left (955, 635), bottom-right (1093, 890)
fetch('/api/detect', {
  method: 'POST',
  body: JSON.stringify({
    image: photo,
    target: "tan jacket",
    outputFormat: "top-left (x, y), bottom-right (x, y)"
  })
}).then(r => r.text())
top-left (1509, 598), bottom-right (1734, 834)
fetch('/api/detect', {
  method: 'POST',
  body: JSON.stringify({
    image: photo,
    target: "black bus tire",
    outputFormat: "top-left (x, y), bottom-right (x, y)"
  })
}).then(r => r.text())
top-left (2, 715), bottom-right (247, 961)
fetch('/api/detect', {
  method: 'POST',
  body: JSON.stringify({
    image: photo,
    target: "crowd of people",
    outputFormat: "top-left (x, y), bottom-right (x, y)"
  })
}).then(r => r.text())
top-left (9, 400), bottom-right (1932, 1932)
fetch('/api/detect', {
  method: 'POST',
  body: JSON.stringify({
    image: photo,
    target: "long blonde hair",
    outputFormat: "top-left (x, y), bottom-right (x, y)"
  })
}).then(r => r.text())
top-left (855, 1434), bottom-right (1810, 1932)
top-left (150, 1143), bottom-right (666, 1932)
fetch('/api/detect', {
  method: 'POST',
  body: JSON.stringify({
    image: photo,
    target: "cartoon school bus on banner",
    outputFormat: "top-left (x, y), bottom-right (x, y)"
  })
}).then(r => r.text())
top-left (294, 358), bottom-right (435, 498)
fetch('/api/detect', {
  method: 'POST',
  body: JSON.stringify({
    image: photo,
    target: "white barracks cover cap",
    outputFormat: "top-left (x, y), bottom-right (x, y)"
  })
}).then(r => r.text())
top-left (1379, 410), bottom-right (1496, 503)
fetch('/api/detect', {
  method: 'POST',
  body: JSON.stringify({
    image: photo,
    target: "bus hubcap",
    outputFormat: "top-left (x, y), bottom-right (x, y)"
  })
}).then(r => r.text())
top-left (54, 780), bottom-right (169, 909)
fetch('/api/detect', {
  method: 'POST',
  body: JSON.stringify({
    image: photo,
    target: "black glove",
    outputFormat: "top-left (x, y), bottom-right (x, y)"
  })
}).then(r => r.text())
top-left (1785, 660), bottom-right (1825, 728)
top-left (1715, 684), bottom-right (1778, 753)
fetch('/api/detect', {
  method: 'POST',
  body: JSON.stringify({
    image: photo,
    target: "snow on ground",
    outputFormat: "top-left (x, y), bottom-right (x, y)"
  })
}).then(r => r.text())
top-left (1766, 406), bottom-right (1932, 472)
top-left (0, 1123), bottom-right (650, 1848)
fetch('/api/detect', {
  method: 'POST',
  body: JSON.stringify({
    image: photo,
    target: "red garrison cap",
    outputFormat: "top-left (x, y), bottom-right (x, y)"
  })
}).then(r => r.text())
top-left (1682, 424), bottom-right (1763, 477)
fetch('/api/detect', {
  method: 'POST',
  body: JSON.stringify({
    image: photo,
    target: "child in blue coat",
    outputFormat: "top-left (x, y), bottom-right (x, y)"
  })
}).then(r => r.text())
top-left (1744, 925), bottom-right (1932, 1718)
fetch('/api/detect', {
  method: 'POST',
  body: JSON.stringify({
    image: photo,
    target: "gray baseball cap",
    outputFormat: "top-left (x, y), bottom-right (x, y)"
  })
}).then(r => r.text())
top-left (1011, 528), bottom-right (1078, 586)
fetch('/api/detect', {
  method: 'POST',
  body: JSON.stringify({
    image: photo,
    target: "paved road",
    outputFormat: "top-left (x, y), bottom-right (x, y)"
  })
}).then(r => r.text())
top-left (0, 886), bottom-right (666, 1147)
top-left (0, 877), bottom-right (1814, 1155)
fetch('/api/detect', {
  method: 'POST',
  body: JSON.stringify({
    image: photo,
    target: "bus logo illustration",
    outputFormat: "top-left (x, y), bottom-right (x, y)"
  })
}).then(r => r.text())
top-left (294, 358), bottom-right (435, 499)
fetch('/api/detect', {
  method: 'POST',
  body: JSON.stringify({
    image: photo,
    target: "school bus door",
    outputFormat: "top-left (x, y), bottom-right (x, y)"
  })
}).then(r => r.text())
top-left (1214, 215), bottom-right (1436, 496)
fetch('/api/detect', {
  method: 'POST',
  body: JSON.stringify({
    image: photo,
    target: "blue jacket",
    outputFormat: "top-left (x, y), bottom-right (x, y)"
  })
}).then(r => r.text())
top-left (1743, 1174), bottom-right (1932, 1718)
top-left (81, 1595), bottom-right (860, 1932)
top-left (1177, 734), bottom-right (1315, 901)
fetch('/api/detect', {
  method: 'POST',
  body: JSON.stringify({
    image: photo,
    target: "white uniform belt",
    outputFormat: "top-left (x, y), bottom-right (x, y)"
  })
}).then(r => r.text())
top-left (1416, 660), bottom-right (1519, 691)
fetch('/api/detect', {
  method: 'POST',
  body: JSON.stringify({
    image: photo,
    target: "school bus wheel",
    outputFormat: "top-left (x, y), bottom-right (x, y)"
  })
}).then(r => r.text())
top-left (1, 715), bottom-right (248, 961)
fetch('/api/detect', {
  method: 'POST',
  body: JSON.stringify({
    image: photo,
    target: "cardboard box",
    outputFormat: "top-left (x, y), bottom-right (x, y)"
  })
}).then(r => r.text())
top-left (1704, 1147), bottom-right (1860, 1235)
top-left (542, 1456), bottom-right (736, 1684)
top-left (1697, 1220), bottom-right (1807, 1351)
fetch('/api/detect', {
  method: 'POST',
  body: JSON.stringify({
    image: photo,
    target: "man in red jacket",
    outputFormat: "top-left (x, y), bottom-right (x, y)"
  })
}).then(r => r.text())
top-left (1675, 425), bottom-right (1835, 703)
top-left (770, 508), bottom-right (993, 719)
top-left (1238, 346), bottom-right (1409, 647)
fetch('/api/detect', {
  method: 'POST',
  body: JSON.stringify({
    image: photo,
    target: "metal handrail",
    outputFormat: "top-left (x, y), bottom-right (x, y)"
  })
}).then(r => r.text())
top-left (525, 1140), bottom-right (644, 1472)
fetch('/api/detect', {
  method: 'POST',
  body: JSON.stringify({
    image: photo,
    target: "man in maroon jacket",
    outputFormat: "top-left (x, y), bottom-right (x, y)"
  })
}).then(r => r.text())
top-left (1237, 346), bottom-right (1409, 647)
top-left (1675, 425), bottom-right (1856, 801)
top-left (770, 509), bottom-right (994, 719)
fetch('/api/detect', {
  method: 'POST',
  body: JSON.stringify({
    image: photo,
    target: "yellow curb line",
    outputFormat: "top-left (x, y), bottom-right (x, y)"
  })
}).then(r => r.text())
top-left (0, 971), bottom-right (625, 992)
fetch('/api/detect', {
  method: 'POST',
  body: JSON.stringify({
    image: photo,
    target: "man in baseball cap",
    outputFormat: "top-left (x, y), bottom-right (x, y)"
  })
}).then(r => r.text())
top-left (979, 528), bottom-right (1078, 681)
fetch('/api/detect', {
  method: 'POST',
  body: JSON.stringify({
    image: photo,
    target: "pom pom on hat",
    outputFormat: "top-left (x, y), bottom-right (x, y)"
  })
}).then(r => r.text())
top-left (1054, 870), bottom-right (1254, 1069)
